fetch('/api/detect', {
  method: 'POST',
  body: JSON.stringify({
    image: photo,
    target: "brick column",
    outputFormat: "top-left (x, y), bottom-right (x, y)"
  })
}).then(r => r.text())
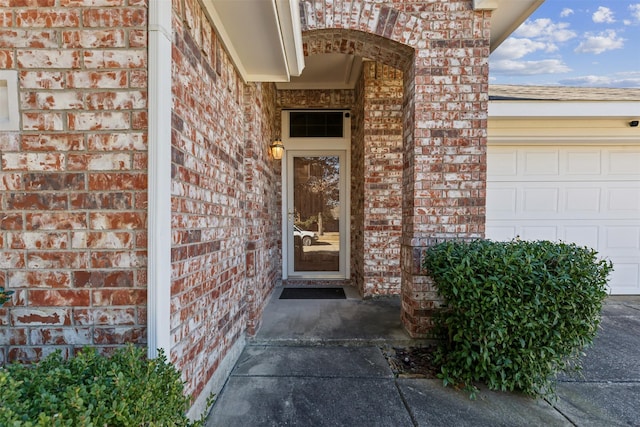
top-left (401, 40), bottom-right (488, 337)
top-left (360, 62), bottom-right (403, 297)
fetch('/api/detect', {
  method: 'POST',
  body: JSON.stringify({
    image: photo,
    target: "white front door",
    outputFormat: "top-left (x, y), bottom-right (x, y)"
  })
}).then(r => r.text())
top-left (281, 110), bottom-right (351, 280)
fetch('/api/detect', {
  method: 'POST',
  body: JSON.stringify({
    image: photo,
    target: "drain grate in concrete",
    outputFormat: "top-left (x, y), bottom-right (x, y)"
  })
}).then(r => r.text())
top-left (382, 345), bottom-right (440, 378)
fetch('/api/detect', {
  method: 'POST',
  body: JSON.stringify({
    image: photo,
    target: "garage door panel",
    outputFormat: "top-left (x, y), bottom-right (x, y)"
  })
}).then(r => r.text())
top-left (523, 188), bottom-right (559, 212)
top-left (524, 150), bottom-right (559, 175)
top-left (490, 151), bottom-right (518, 176)
top-left (486, 188), bottom-right (516, 213)
top-left (489, 146), bottom-right (640, 182)
top-left (487, 222), bottom-right (638, 252)
top-left (608, 151), bottom-right (640, 175)
top-left (520, 226), bottom-right (557, 241)
top-left (487, 145), bottom-right (640, 295)
top-left (605, 227), bottom-right (640, 251)
top-left (564, 226), bottom-right (599, 248)
top-left (608, 187), bottom-right (640, 212)
top-left (485, 225), bottom-right (518, 241)
top-left (565, 188), bottom-right (601, 212)
top-left (488, 182), bottom-right (639, 220)
top-left (567, 151), bottom-right (601, 175)
top-left (606, 261), bottom-right (640, 293)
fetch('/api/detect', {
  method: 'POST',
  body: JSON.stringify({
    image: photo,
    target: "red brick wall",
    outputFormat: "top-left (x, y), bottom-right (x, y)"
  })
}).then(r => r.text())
top-left (0, 0), bottom-right (148, 364)
top-left (243, 82), bottom-right (279, 335)
top-left (171, 0), bottom-right (280, 399)
top-left (172, 0), bottom-right (242, 398)
top-left (1, 0), bottom-right (490, 405)
top-left (360, 62), bottom-right (403, 296)
top-left (277, 89), bottom-right (355, 111)
top-left (399, 4), bottom-right (489, 337)
top-left (352, 74), bottom-right (365, 292)
top-left (0, 0), bottom-right (282, 401)
top-left (300, 0), bottom-right (489, 337)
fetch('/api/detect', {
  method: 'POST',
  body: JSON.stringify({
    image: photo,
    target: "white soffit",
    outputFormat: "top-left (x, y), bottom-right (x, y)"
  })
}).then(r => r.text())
top-left (204, 0), bottom-right (304, 82)
top-left (489, 101), bottom-right (640, 119)
top-left (474, 0), bottom-right (545, 51)
top-left (276, 54), bottom-right (363, 90)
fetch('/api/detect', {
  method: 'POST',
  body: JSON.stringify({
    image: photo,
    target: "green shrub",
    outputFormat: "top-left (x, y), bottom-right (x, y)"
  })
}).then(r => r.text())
top-left (0, 286), bottom-right (13, 305)
top-left (0, 344), bottom-right (211, 426)
top-left (423, 239), bottom-right (613, 398)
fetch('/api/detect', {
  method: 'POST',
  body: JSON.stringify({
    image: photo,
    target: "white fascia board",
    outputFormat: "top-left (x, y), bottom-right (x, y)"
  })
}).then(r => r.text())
top-left (277, 82), bottom-right (356, 90)
top-left (486, 0), bottom-right (545, 51)
top-left (276, 0), bottom-right (305, 77)
top-left (488, 136), bottom-right (640, 145)
top-left (473, 0), bottom-right (499, 10)
top-left (204, 0), bottom-right (252, 81)
top-left (489, 101), bottom-right (640, 118)
top-left (204, 0), bottom-right (305, 82)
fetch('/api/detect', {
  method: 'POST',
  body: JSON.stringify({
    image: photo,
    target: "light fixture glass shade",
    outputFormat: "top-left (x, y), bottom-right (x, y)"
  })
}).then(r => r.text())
top-left (270, 140), bottom-right (284, 160)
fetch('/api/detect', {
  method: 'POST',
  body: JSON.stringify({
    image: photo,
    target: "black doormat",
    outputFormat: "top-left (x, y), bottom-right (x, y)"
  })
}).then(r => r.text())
top-left (279, 287), bottom-right (346, 300)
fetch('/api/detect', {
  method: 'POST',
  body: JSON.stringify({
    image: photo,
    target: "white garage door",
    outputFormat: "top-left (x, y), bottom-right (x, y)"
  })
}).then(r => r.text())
top-left (487, 145), bottom-right (640, 295)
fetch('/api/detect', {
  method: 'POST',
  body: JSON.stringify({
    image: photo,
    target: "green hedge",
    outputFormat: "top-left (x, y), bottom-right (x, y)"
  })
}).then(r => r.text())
top-left (423, 239), bottom-right (613, 397)
top-left (0, 345), bottom-right (211, 426)
top-left (0, 286), bottom-right (13, 305)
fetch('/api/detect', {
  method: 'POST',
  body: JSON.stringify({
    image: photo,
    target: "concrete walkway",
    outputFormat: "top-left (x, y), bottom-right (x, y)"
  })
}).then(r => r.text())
top-left (205, 291), bottom-right (640, 426)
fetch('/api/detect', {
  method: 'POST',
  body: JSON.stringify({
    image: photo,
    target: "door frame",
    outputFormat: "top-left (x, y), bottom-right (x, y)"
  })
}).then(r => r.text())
top-left (281, 110), bottom-right (351, 280)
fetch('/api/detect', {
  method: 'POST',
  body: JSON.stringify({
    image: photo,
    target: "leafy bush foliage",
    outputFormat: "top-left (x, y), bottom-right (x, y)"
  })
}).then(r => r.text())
top-left (423, 239), bottom-right (613, 397)
top-left (0, 286), bottom-right (13, 305)
top-left (0, 344), bottom-right (210, 426)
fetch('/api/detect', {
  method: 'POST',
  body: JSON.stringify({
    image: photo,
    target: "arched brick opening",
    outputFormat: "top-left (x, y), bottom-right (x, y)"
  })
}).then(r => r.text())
top-left (302, 29), bottom-right (414, 71)
top-left (301, 29), bottom-right (412, 299)
top-left (299, 1), bottom-right (490, 338)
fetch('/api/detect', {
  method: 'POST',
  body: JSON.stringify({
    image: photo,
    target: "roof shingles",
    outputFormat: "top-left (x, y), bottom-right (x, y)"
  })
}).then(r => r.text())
top-left (489, 85), bottom-right (640, 101)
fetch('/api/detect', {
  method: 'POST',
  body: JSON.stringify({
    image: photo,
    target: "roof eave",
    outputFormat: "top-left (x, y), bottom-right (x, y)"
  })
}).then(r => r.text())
top-left (203, 0), bottom-right (305, 82)
top-left (474, 0), bottom-right (546, 52)
top-left (489, 100), bottom-right (640, 119)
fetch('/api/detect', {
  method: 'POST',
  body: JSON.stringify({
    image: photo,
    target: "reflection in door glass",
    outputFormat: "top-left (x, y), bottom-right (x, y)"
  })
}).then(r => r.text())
top-left (293, 156), bottom-right (340, 272)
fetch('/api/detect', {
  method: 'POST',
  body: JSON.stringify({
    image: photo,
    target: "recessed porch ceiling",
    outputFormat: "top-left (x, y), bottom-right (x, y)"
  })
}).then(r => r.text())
top-left (206, 0), bottom-right (543, 88)
top-left (276, 54), bottom-right (365, 90)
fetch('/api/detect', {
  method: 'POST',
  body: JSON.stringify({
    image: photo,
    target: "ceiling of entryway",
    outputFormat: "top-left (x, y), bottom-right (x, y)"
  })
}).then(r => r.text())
top-left (206, 0), bottom-right (544, 88)
top-left (275, 54), bottom-right (365, 90)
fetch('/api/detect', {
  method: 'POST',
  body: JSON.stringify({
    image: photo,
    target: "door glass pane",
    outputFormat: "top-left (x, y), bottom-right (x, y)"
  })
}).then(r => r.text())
top-left (293, 156), bottom-right (340, 272)
top-left (289, 111), bottom-right (344, 138)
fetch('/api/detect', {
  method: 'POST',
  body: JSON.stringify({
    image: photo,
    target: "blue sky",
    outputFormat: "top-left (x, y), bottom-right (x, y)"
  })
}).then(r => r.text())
top-left (490, 1), bottom-right (640, 87)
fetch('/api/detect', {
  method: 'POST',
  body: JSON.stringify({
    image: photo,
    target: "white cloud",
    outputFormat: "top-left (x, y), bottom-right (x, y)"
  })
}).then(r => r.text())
top-left (492, 2), bottom-right (639, 87)
top-left (593, 6), bottom-right (616, 23)
top-left (490, 59), bottom-right (571, 76)
top-left (575, 30), bottom-right (625, 54)
top-left (491, 18), bottom-right (576, 79)
top-left (559, 75), bottom-right (611, 86)
top-left (559, 72), bottom-right (640, 88)
top-left (629, 4), bottom-right (640, 22)
top-left (560, 8), bottom-right (574, 18)
top-left (514, 18), bottom-right (577, 43)
top-left (490, 38), bottom-right (550, 61)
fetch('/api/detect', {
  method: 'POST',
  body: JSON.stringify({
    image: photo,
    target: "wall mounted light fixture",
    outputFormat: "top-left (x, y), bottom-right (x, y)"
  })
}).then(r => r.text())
top-left (270, 140), bottom-right (284, 160)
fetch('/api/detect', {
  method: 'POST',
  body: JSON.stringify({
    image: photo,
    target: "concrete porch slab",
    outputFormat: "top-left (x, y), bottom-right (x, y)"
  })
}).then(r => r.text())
top-left (205, 376), bottom-right (414, 427)
top-left (552, 382), bottom-right (640, 427)
top-left (397, 379), bottom-right (571, 427)
top-left (205, 293), bottom-right (640, 426)
top-left (252, 289), bottom-right (423, 347)
top-left (231, 345), bottom-right (394, 378)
